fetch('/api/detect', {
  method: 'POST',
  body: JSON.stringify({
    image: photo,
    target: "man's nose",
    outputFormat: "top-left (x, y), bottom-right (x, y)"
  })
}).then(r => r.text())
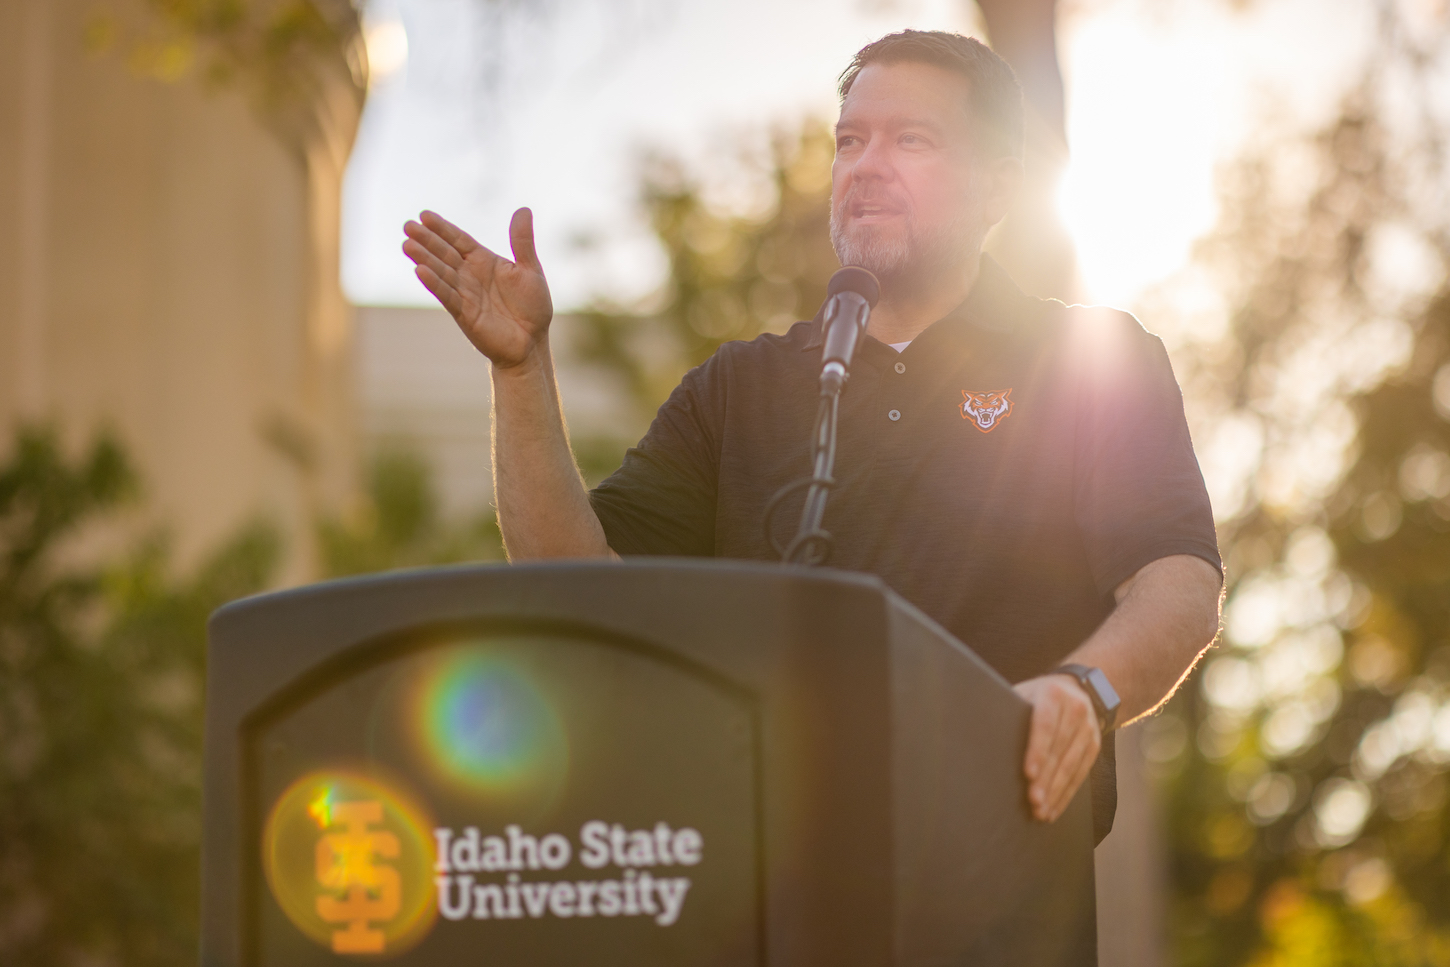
top-left (850, 136), bottom-right (894, 183)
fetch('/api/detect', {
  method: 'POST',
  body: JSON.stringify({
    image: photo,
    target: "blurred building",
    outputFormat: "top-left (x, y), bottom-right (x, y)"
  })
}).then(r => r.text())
top-left (354, 305), bottom-right (494, 515)
top-left (0, 0), bottom-right (365, 580)
top-left (354, 305), bottom-right (642, 515)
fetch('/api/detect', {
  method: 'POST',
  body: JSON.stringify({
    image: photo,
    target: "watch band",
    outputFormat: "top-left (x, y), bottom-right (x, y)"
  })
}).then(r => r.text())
top-left (1050, 663), bottom-right (1121, 732)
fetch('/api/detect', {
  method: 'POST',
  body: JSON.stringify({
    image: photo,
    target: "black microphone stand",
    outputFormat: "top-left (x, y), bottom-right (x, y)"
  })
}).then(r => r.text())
top-left (765, 372), bottom-right (843, 565)
top-left (764, 268), bottom-right (878, 566)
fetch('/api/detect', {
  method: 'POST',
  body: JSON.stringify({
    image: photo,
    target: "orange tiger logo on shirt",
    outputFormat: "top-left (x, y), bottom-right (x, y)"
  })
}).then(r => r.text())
top-left (961, 389), bottom-right (1014, 433)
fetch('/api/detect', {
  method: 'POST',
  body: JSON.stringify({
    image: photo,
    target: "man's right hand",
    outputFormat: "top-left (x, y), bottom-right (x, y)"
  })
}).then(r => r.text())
top-left (403, 207), bottom-right (612, 561)
top-left (402, 208), bottom-right (553, 369)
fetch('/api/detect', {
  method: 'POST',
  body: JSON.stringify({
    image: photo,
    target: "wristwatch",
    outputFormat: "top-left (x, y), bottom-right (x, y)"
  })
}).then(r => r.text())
top-left (1051, 664), bottom-right (1121, 733)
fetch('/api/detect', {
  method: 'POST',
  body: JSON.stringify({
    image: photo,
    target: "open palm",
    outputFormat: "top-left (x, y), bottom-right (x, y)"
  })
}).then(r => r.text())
top-left (402, 208), bottom-right (553, 368)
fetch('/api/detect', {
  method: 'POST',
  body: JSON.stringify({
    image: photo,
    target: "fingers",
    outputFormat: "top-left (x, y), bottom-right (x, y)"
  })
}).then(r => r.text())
top-left (1020, 678), bottom-right (1100, 822)
top-left (420, 210), bottom-right (488, 258)
top-left (403, 219), bottom-right (468, 274)
top-left (413, 264), bottom-right (463, 318)
top-left (1022, 692), bottom-right (1058, 795)
top-left (401, 236), bottom-right (460, 288)
top-left (1024, 693), bottom-right (1071, 820)
top-left (1041, 717), bottom-right (1099, 820)
top-left (509, 207), bottom-right (543, 274)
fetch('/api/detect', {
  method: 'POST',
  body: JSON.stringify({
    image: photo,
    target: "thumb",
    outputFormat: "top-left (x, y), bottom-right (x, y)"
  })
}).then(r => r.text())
top-left (509, 207), bottom-right (543, 274)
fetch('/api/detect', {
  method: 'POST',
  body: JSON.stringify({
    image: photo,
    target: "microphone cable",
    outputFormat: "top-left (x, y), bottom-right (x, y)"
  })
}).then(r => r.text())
top-left (763, 387), bottom-right (840, 565)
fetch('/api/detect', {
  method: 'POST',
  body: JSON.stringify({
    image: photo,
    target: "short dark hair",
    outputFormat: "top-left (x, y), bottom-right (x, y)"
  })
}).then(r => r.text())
top-left (838, 30), bottom-right (1024, 160)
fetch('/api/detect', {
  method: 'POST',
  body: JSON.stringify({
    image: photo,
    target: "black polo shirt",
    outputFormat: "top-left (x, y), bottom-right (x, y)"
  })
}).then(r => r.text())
top-left (589, 255), bottom-right (1220, 840)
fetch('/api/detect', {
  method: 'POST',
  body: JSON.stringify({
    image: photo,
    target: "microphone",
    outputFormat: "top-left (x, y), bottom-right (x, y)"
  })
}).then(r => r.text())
top-left (819, 266), bottom-right (880, 394)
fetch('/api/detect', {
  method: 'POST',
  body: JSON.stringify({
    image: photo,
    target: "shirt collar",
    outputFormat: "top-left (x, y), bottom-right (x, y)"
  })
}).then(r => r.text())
top-left (801, 253), bottom-right (1024, 352)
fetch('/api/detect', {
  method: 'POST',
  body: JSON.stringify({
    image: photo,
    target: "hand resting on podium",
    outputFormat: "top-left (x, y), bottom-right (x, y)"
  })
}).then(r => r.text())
top-left (1015, 554), bottom-right (1221, 824)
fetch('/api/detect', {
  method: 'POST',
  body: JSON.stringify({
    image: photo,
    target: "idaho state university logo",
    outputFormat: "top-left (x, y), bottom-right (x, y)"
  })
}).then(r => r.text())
top-left (263, 771), bottom-right (437, 956)
top-left (961, 389), bottom-right (1014, 432)
top-left (314, 800), bottom-right (401, 953)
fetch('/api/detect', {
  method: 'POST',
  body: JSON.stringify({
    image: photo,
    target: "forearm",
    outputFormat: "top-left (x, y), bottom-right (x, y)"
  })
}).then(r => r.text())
top-left (491, 341), bottom-right (617, 561)
top-left (1064, 554), bottom-right (1222, 725)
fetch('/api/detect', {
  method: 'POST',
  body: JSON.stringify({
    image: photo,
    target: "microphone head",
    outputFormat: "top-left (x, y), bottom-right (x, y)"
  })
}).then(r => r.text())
top-left (827, 266), bottom-right (880, 308)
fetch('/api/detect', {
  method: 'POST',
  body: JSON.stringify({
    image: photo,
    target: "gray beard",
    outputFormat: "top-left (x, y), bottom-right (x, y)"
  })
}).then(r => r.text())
top-left (829, 195), bottom-right (985, 282)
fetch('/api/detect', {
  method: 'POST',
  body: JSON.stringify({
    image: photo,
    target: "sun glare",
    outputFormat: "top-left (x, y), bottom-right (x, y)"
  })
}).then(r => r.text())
top-left (365, 19), bottom-right (409, 86)
top-left (1055, 0), bottom-right (1370, 310)
top-left (1056, 7), bottom-right (1229, 308)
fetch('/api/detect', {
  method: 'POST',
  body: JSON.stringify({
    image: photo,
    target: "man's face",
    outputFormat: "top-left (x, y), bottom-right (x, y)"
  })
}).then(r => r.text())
top-left (830, 61), bottom-right (998, 282)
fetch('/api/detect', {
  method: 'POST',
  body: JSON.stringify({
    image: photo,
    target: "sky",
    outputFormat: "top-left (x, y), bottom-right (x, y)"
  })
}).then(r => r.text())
top-left (342, 0), bottom-right (1371, 313)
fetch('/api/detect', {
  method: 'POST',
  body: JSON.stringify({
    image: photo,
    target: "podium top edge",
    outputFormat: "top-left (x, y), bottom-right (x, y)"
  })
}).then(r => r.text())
top-left (210, 558), bottom-right (896, 628)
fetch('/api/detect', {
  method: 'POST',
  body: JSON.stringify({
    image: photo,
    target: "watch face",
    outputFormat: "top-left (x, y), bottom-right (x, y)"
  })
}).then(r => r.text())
top-left (1085, 668), bottom-right (1121, 713)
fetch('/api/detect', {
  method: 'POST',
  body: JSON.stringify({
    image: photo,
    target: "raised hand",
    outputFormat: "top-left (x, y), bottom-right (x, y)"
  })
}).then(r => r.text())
top-left (402, 208), bottom-right (553, 369)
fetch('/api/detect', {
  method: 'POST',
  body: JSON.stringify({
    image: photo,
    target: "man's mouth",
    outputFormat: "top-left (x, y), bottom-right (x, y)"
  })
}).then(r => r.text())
top-left (850, 201), bottom-right (902, 221)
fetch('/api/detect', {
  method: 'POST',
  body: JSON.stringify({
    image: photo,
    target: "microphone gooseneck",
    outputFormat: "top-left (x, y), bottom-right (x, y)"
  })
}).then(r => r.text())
top-left (764, 266), bottom-right (881, 566)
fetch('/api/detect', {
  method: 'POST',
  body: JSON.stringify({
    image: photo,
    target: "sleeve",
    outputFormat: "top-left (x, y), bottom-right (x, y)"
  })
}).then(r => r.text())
top-left (1070, 308), bottom-right (1222, 597)
top-left (588, 356), bottom-right (724, 557)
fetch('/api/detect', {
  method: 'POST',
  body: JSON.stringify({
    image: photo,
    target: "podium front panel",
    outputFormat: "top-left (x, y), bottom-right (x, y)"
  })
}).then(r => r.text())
top-left (245, 627), bottom-right (760, 966)
top-left (204, 561), bottom-right (1098, 967)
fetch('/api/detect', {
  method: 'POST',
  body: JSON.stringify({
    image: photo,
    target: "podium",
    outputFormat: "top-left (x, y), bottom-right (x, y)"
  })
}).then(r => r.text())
top-left (201, 560), bottom-right (1096, 966)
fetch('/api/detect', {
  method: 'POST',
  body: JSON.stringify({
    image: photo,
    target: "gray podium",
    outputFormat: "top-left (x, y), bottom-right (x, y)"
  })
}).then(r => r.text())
top-left (201, 560), bottom-right (1095, 966)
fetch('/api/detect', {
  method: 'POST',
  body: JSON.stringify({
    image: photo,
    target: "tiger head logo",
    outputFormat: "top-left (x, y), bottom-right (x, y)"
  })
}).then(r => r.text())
top-left (961, 389), bottom-right (1014, 433)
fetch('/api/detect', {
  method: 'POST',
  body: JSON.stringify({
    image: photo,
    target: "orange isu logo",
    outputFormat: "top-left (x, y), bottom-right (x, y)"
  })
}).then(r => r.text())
top-left (264, 772), bottom-right (437, 956)
top-left (315, 800), bottom-right (401, 953)
top-left (961, 389), bottom-right (1013, 432)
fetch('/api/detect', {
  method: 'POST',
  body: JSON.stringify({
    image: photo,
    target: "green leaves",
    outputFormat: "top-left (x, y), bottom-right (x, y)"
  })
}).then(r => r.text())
top-left (84, 0), bottom-right (365, 155)
top-left (1161, 9), bottom-right (1450, 962)
top-left (0, 417), bottom-right (504, 965)
top-left (0, 427), bottom-right (135, 590)
top-left (315, 448), bottom-right (504, 578)
top-left (570, 123), bottom-right (840, 466)
top-left (0, 427), bottom-right (279, 966)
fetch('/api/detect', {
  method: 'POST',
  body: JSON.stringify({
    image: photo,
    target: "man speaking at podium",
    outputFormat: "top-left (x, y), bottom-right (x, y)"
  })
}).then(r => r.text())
top-left (403, 31), bottom-right (1222, 847)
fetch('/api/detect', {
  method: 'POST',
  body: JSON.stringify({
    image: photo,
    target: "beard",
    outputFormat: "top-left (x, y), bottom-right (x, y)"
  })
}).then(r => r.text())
top-left (829, 186), bottom-right (986, 283)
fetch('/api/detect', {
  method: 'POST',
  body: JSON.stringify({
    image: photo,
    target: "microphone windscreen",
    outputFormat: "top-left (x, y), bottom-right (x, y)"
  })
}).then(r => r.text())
top-left (827, 266), bottom-right (880, 308)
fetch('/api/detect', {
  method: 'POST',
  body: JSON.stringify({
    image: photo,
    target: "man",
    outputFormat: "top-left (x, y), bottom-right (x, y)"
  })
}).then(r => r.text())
top-left (401, 30), bottom-right (1222, 843)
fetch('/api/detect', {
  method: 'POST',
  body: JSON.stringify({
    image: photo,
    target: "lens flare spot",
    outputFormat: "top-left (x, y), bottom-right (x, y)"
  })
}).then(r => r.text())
top-left (412, 649), bottom-right (568, 800)
top-left (263, 771), bottom-right (436, 956)
top-left (307, 787), bottom-right (333, 828)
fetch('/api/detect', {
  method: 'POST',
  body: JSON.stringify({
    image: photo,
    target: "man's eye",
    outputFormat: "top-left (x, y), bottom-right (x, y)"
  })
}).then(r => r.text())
top-left (836, 136), bottom-right (859, 150)
top-left (900, 134), bottom-right (925, 145)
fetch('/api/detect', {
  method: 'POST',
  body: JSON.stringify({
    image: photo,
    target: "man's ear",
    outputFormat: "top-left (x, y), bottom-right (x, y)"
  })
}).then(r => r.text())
top-left (982, 155), bottom-right (1025, 227)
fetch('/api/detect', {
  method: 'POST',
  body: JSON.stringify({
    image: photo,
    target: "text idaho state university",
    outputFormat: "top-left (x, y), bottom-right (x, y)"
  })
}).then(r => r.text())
top-left (433, 821), bottom-right (701, 926)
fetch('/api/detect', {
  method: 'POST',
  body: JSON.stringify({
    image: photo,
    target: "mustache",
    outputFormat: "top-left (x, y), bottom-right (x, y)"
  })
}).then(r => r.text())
top-left (833, 185), bottom-right (909, 216)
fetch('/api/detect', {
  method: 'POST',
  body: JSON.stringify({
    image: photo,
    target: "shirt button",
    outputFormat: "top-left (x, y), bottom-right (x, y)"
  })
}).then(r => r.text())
top-left (888, 409), bottom-right (901, 422)
top-left (894, 361), bottom-right (906, 374)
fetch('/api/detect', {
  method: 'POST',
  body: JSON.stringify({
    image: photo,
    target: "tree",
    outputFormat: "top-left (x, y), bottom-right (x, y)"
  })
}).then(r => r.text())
top-left (567, 122), bottom-right (839, 475)
top-left (0, 424), bottom-right (500, 965)
top-left (0, 428), bottom-right (279, 967)
top-left (1143, 6), bottom-right (1450, 962)
top-left (84, 0), bottom-right (367, 158)
top-left (316, 447), bottom-right (504, 577)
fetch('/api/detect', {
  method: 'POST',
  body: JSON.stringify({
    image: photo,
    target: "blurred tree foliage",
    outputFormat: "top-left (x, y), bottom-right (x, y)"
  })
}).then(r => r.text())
top-left (82, 0), bottom-right (366, 155)
top-left (0, 428), bottom-right (498, 965)
top-left (1142, 6), bottom-right (1450, 964)
top-left (92, 0), bottom-right (359, 85)
top-left (569, 122), bottom-right (840, 462)
top-left (316, 448), bottom-right (504, 576)
top-left (0, 428), bottom-right (279, 966)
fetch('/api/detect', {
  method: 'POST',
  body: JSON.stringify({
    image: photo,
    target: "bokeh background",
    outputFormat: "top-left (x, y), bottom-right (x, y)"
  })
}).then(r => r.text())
top-left (3, 0), bottom-right (1450, 964)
